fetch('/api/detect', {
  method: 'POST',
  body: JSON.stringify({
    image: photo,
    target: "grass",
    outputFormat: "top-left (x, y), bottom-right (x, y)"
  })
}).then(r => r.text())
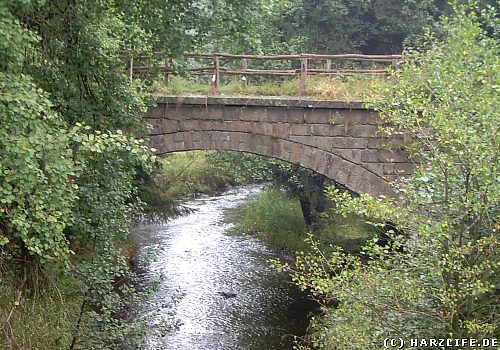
top-left (0, 273), bottom-right (82, 350)
top-left (236, 188), bottom-right (308, 252)
top-left (154, 151), bottom-right (234, 200)
top-left (141, 150), bottom-right (270, 219)
top-left (151, 75), bottom-right (393, 101)
top-left (236, 187), bottom-right (376, 254)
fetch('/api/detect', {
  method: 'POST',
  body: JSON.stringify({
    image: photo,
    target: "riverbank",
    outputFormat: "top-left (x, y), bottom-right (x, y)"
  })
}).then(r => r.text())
top-left (0, 235), bottom-right (149, 349)
top-left (140, 151), bottom-right (266, 218)
top-left (236, 187), bottom-right (375, 254)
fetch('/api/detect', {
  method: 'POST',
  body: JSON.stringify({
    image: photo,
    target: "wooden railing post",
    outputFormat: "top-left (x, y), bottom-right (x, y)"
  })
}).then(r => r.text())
top-left (211, 55), bottom-right (220, 93)
top-left (241, 58), bottom-right (248, 88)
top-left (127, 57), bottom-right (133, 80)
top-left (164, 57), bottom-right (170, 85)
top-left (299, 56), bottom-right (308, 96)
top-left (391, 59), bottom-right (400, 71)
top-left (325, 59), bottom-right (332, 71)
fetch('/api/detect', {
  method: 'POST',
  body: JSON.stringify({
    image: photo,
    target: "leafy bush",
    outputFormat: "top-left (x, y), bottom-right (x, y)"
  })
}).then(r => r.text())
top-left (274, 4), bottom-right (499, 348)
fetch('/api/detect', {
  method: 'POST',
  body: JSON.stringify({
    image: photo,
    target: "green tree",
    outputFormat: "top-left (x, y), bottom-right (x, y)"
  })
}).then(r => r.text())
top-left (0, 3), bottom-right (76, 277)
top-left (1, 1), bottom-right (154, 347)
top-left (274, 3), bottom-right (499, 348)
top-left (261, 0), bottom-right (446, 54)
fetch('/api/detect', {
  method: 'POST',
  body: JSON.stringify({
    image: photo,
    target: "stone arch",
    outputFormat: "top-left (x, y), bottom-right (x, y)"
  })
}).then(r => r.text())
top-left (145, 96), bottom-right (414, 197)
top-left (149, 130), bottom-right (393, 196)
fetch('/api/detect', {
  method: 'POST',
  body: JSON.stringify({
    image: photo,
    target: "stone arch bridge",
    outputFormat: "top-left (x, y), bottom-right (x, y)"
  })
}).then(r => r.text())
top-left (145, 96), bottom-right (414, 196)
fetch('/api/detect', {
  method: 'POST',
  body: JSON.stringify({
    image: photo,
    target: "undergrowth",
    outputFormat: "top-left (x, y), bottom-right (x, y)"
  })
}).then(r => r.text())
top-left (237, 188), bottom-right (307, 251)
top-left (0, 273), bottom-right (81, 350)
top-left (154, 151), bottom-right (235, 200)
top-left (151, 75), bottom-right (393, 101)
top-left (236, 188), bottom-right (375, 254)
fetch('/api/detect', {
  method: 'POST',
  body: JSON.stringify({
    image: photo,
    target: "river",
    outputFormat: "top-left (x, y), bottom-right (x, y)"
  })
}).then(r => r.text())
top-left (131, 185), bottom-right (316, 350)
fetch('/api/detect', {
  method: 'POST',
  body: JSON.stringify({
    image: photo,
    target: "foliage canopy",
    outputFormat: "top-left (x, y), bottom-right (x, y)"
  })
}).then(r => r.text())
top-left (274, 3), bottom-right (499, 348)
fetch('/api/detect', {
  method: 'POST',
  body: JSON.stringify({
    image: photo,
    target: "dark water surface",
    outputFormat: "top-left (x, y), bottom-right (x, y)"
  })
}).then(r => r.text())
top-left (132, 185), bottom-right (316, 350)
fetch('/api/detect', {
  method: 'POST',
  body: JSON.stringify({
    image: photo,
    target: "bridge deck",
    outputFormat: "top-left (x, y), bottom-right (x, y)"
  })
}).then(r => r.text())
top-left (155, 95), bottom-right (369, 110)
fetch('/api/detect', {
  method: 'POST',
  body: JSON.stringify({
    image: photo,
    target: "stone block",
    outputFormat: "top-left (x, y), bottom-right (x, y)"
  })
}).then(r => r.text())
top-left (220, 139), bottom-right (230, 150)
top-left (272, 123), bottom-right (289, 138)
top-left (207, 132), bottom-right (216, 149)
top-left (234, 121), bottom-right (254, 133)
top-left (256, 143), bottom-right (268, 155)
top-left (312, 151), bottom-right (326, 174)
top-left (348, 125), bottom-right (377, 138)
top-left (367, 112), bottom-right (384, 125)
top-left (174, 133), bottom-right (184, 142)
top-left (299, 150), bottom-right (312, 167)
top-left (363, 163), bottom-right (384, 176)
top-left (331, 167), bottom-right (350, 185)
top-left (289, 135), bottom-right (315, 148)
top-left (161, 119), bottom-right (179, 134)
top-left (361, 150), bottom-right (409, 163)
top-left (164, 105), bottom-right (189, 120)
top-left (285, 109), bottom-right (305, 123)
top-left (178, 120), bottom-right (200, 132)
top-left (261, 122), bottom-right (274, 135)
top-left (304, 109), bottom-right (331, 123)
top-left (351, 110), bottom-right (372, 124)
top-left (148, 135), bottom-right (165, 153)
top-left (172, 140), bottom-right (184, 151)
top-left (329, 125), bottom-right (348, 136)
top-left (303, 146), bottom-right (313, 157)
top-left (211, 121), bottom-right (228, 131)
top-left (269, 139), bottom-right (280, 157)
top-left (204, 106), bottom-right (224, 120)
top-left (311, 124), bottom-right (332, 136)
top-left (265, 107), bottom-right (286, 122)
top-left (183, 132), bottom-right (194, 149)
top-left (240, 107), bottom-right (262, 121)
top-left (290, 123), bottom-right (311, 136)
top-left (281, 140), bottom-right (293, 153)
top-left (220, 132), bottom-right (231, 142)
top-left (200, 120), bottom-right (214, 131)
top-left (222, 106), bottom-right (242, 120)
top-left (314, 137), bottom-right (331, 150)
top-left (331, 149), bottom-right (362, 164)
top-left (329, 137), bottom-right (368, 149)
top-left (193, 132), bottom-right (202, 142)
top-left (329, 110), bottom-right (367, 124)
top-left (145, 104), bottom-right (164, 119)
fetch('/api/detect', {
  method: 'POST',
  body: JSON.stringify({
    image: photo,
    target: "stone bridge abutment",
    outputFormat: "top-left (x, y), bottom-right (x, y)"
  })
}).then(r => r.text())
top-left (144, 96), bottom-right (414, 196)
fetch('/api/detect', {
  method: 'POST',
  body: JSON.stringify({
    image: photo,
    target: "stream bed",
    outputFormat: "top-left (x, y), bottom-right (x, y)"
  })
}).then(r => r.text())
top-left (131, 185), bottom-right (316, 350)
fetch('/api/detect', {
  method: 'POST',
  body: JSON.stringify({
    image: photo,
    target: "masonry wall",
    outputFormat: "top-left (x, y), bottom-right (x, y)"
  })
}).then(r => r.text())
top-left (144, 96), bottom-right (414, 196)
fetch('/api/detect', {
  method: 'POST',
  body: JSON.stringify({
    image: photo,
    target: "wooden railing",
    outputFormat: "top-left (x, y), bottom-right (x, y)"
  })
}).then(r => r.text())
top-left (126, 52), bottom-right (401, 95)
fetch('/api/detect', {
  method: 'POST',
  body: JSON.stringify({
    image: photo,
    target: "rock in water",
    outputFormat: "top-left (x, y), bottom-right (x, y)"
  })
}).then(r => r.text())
top-left (218, 291), bottom-right (237, 298)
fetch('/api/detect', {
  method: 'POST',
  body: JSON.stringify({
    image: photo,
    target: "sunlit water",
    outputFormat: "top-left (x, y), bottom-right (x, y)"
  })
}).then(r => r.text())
top-left (131, 185), bottom-right (315, 350)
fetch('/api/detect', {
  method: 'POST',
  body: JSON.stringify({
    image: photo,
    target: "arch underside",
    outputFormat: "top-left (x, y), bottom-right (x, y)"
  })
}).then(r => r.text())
top-left (149, 130), bottom-right (394, 196)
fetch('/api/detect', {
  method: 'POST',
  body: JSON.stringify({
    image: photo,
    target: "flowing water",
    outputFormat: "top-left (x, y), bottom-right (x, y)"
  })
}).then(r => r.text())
top-left (132, 185), bottom-right (316, 350)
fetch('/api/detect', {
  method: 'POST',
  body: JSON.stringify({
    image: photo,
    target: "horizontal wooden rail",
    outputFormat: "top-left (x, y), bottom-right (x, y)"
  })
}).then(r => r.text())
top-left (125, 52), bottom-right (401, 95)
top-left (183, 52), bottom-right (401, 62)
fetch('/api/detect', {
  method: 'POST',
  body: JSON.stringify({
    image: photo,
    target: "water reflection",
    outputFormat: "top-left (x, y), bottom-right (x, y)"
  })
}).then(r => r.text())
top-left (132, 185), bottom-right (315, 350)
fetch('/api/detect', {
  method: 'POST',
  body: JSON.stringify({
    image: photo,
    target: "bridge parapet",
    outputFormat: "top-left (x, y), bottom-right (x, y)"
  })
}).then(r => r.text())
top-left (145, 95), bottom-right (414, 196)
